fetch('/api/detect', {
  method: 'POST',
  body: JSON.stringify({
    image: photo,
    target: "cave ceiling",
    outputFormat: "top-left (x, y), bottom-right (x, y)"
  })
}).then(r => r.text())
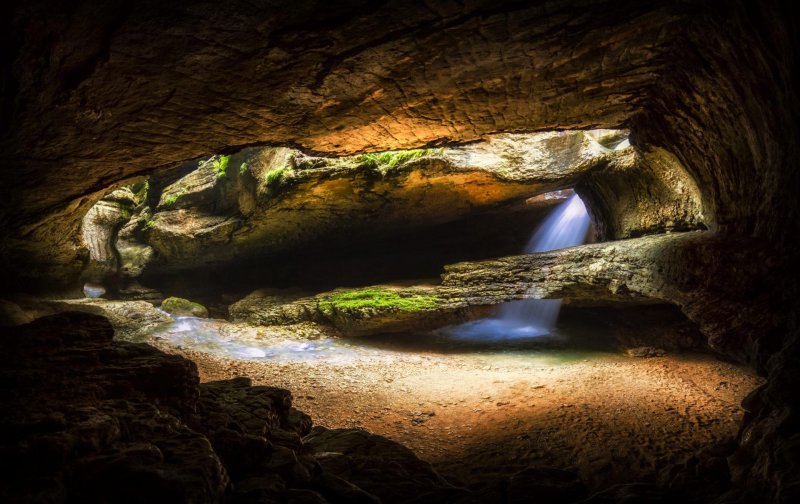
top-left (2, 0), bottom-right (682, 231)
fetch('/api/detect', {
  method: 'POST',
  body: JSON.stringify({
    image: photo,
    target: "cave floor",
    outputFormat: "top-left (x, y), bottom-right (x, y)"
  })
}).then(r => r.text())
top-left (160, 332), bottom-right (763, 491)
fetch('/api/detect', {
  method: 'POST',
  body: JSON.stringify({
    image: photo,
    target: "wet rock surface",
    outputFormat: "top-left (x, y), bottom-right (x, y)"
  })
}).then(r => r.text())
top-left (47, 298), bottom-right (173, 341)
top-left (161, 296), bottom-right (209, 318)
top-left (230, 233), bottom-right (714, 343)
top-left (115, 132), bottom-right (622, 278)
top-left (230, 284), bottom-right (491, 338)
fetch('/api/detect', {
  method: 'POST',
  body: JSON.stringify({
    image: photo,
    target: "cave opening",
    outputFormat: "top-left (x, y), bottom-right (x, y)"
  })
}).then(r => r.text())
top-left (53, 130), bottom-right (762, 496)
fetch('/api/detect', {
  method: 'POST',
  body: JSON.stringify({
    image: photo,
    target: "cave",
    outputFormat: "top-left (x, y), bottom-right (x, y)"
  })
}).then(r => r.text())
top-left (1, 1), bottom-right (798, 503)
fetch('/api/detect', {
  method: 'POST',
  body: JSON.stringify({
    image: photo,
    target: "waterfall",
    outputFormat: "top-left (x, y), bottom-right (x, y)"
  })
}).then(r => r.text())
top-left (497, 194), bottom-right (591, 330)
top-left (439, 193), bottom-right (591, 341)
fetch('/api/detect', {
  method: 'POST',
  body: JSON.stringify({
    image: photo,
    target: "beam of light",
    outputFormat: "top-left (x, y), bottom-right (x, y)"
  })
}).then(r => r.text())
top-left (439, 193), bottom-right (590, 342)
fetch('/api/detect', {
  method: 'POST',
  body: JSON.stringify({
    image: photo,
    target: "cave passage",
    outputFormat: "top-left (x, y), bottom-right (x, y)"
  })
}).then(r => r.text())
top-left (2, 1), bottom-right (797, 501)
top-left (154, 306), bottom-right (762, 492)
top-left (6, 123), bottom-right (766, 501)
top-left (106, 167), bottom-right (762, 489)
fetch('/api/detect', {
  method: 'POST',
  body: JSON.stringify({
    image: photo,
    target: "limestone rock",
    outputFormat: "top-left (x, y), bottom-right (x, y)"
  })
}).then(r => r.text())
top-left (130, 132), bottom-right (625, 277)
top-left (232, 231), bottom-right (766, 357)
top-left (625, 346), bottom-right (667, 358)
top-left (578, 146), bottom-right (706, 239)
top-left (1, 0), bottom-right (692, 290)
top-left (80, 195), bottom-right (132, 285)
top-left (161, 297), bottom-right (208, 318)
top-left (231, 285), bottom-right (492, 338)
top-left (439, 232), bottom-right (714, 307)
top-left (46, 298), bottom-right (173, 341)
top-left (231, 234), bottom-right (699, 337)
top-left (117, 230), bottom-right (155, 279)
top-left (0, 313), bottom-right (228, 503)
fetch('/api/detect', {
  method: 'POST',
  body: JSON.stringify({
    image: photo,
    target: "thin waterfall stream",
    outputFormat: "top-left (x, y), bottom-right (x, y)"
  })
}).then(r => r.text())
top-left (439, 193), bottom-right (591, 341)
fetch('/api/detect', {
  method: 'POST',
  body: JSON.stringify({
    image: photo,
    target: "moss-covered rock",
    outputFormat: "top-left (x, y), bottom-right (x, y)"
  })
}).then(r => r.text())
top-left (318, 287), bottom-right (440, 312)
top-left (230, 284), bottom-right (489, 337)
top-left (161, 297), bottom-right (209, 318)
top-left (231, 233), bottom-right (727, 339)
top-left (119, 132), bottom-right (630, 278)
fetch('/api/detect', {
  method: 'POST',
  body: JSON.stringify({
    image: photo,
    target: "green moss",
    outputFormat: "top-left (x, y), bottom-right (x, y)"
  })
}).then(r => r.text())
top-left (355, 148), bottom-right (442, 174)
top-left (143, 219), bottom-right (157, 231)
top-left (162, 193), bottom-right (180, 206)
top-left (213, 155), bottom-right (230, 179)
top-left (161, 188), bottom-right (188, 207)
top-left (264, 166), bottom-right (291, 189)
top-left (161, 296), bottom-right (209, 318)
top-left (320, 288), bottom-right (440, 312)
top-left (239, 162), bottom-right (249, 175)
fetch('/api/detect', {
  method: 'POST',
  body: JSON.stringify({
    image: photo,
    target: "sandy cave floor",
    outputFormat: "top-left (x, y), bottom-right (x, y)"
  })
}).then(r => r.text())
top-left (157, 333), bottom-right (763, 491)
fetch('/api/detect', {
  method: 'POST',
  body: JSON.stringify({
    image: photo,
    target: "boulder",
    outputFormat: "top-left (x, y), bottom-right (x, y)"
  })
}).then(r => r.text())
top-left (1, 311), bottom-right (475, 503)
top-left (304, 426), bottom-right (467, 503)
top-left (161, 297), bottom-right (208, 318)
top-left (231, 285), bottom-right (491, 337)
top-left (46, 298), bottom-right (173, 341)
top-left (0, 313), bottom-right (228, 503)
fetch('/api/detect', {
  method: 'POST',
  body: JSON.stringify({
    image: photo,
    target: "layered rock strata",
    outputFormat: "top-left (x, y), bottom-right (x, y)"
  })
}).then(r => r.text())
top-left (120, 131), bottom-right (625, 277)
top-left (230, 233), bottom-right (698, 337)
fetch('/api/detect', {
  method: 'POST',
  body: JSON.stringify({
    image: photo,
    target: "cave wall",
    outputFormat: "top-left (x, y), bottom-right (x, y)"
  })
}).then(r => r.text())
top-left (578, 146), bottom-right (706, 240)
top-left (1, 0), bottom-right (798, 501)
top-left (0, 0), bottom-right (684, 291)
top-left (630, 2), bottom-right (799, 500)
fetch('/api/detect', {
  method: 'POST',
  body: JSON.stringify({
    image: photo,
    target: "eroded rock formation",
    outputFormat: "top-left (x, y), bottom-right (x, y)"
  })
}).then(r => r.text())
top-left (113, 131), bottom-right (625, 278)
top-left (0, 0), bottom-right (688, 290)
top-left (1, 0), bottom-right (797, 502)
top-left (229, 232), bottom-right (734, 342)
top-left (0, 312), bottom-right (459, 503)
top-left (79, 130), bottom-right (704, 291)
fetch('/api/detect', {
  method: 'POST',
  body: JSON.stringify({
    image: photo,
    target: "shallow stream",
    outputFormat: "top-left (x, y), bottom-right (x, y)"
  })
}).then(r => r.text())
top-left (148, 314), bottom-right (612, 366)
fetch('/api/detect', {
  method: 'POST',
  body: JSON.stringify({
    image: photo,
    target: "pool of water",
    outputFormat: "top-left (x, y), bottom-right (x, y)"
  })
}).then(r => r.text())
top-left (149, 315), bottom-right (613, 365)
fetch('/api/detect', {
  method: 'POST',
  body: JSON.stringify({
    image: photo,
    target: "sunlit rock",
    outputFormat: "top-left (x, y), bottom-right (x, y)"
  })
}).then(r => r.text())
top-left (126, 132), bottom-right (625, 277)
top-left (161, 297), bottom-right (209, 318)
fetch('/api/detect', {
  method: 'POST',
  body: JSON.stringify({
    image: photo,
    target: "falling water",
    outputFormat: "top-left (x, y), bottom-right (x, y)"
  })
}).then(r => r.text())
top-left (498, 194), bottom-right (591, 329)
top-left (439, 193), bottom-right (591, 341)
